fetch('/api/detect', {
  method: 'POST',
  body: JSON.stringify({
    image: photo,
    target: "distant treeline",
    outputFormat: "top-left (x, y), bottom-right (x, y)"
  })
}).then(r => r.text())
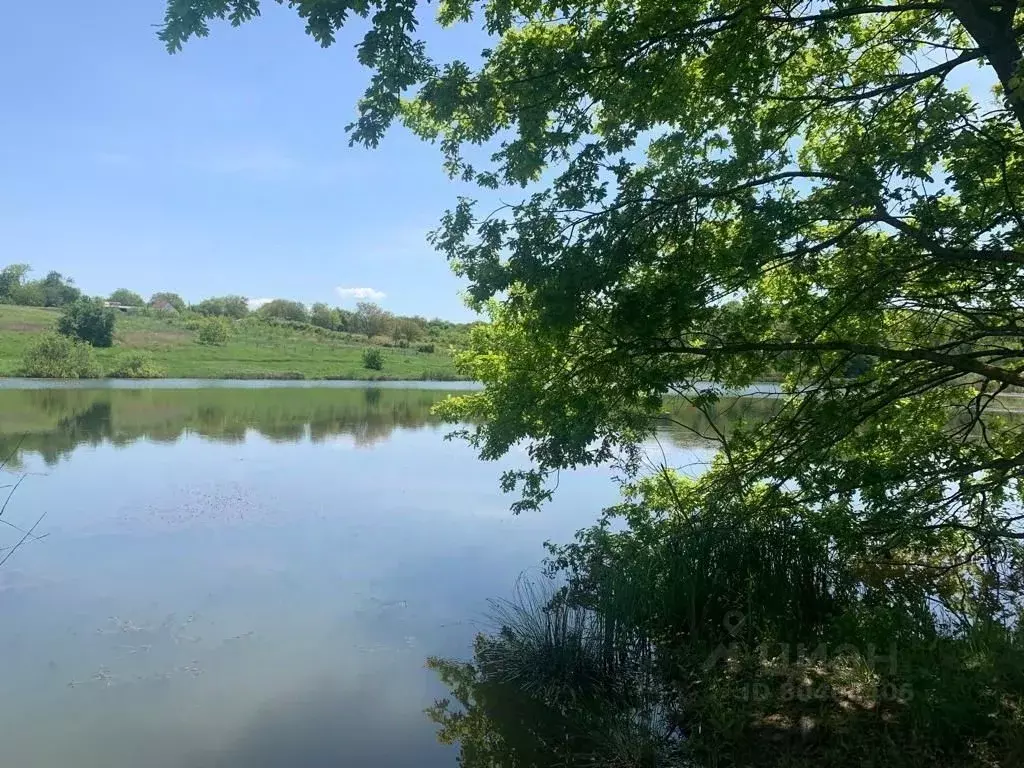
top-left (0, 265), bottom-right (81, 308)
top-left (0, 263), bottom-right (478, 346)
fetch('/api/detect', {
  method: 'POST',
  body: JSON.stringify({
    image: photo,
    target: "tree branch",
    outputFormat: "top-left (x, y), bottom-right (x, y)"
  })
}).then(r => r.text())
top-left (769, 48), bottom-right (986, 105)
top-left (648, 339), bottom-right (1024, 387)
top-left (872, 207), bottom-right (1024, 266)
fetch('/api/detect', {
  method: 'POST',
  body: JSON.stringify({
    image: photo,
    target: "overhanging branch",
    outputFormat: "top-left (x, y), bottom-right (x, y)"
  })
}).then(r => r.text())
top-left (648, 339), bottom-right (1024, 387)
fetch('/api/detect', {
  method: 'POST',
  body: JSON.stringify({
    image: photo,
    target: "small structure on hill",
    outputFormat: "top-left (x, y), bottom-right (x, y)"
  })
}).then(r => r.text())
top-left (148, 298), bottom-right (179, 314)
top-left (102, 301), bottom-right (139, 313)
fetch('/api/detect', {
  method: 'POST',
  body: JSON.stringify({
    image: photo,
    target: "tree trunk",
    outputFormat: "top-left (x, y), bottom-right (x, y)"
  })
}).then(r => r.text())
top-left (947, 0), bottom-right (1024, 130)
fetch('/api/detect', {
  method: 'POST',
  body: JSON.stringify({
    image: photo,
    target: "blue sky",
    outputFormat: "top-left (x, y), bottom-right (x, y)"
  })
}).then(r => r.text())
top-left (1, 4), bottom-right (1002, 322)
top-left (0, 1), bottom-right (489, 321)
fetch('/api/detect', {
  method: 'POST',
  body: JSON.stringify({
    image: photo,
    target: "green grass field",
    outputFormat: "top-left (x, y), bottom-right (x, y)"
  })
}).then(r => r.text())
top-left (0, 305), bottom-right (467, 380)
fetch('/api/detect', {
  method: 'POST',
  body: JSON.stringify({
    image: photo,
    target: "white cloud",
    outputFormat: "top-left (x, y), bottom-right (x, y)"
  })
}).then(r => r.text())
top-left (335, 287), bottom-right (386, 302)
top-left (247, 297), bottom-right (274, 310)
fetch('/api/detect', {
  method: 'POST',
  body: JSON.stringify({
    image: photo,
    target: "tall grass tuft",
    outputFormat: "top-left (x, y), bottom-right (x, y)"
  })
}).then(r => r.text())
top-left (481, 576), bottom-right (615, 705)
top-left (449, 575), bottom-right (683, 767)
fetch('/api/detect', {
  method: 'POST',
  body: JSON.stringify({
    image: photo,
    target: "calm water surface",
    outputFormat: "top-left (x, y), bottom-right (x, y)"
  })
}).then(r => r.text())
top-left (0, 383), bottom-right (761, 767)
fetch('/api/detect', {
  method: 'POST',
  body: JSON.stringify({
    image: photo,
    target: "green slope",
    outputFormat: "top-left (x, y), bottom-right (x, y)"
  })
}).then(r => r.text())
top-left (0, 305), bottom-right (466, 380)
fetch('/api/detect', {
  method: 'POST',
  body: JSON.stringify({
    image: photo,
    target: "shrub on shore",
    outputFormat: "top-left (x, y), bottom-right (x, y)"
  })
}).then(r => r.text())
top-left (18, 333), bottom-right (101, 378)
top-left (108, 352), bottom-right (165, 379)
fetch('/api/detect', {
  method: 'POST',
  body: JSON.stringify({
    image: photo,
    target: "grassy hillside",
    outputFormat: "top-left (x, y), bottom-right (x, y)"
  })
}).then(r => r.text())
top-left (0, 305), bottom-right (467, 380)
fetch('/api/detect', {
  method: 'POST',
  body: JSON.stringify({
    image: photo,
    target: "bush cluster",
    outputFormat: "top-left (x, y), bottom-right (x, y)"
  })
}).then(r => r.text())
top-left (362, 348), bottom-right (384, 370)
top-left (108, 352), bottom-right (165, 379)
top-left (18, 333), bottom-right (101, 378)
top-left (197, 317), bottom-right (231, 345)
top-left (57, 299), bottom-right (116, 347)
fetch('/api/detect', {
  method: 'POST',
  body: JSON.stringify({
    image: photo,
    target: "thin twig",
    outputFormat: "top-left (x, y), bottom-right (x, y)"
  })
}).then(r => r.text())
top-left (0, 516), bottom-right (48, 542)
top-left (0, 475), bottom-right (27, 519)
top-left (0, 508), bottom-right (49, 569)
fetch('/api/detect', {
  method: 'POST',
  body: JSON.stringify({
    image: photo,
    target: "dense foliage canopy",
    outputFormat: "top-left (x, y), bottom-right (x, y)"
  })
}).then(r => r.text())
top-left (193, 294), bottom-right (250, 319)
top-left (108, 288), bottom-right (145, 307)
top-left (57, 299), bottom-right (116, 348)
top-left (257, 298), bottom-right (310, 322)
top-left (0, 265), bottom-right (81, 308)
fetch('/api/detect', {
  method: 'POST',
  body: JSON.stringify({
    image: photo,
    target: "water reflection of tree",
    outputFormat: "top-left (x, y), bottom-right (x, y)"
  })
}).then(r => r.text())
top-left (429, 565), bottom-right (1024, 768)
top-left (0, 388), bottom-right (456, 466)
top-left (2, 389), bottom-right (1016, 468)
top-left (656, 393), bottom-right (1024, 449)
top-left (426, 580), bottom-right (680, 767)
top-left (657, 395), bottom-right (782, 447)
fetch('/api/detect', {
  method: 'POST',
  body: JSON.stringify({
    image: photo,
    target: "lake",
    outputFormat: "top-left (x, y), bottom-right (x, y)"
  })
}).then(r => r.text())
top-left (0, 382), bottom-right (770, 767)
